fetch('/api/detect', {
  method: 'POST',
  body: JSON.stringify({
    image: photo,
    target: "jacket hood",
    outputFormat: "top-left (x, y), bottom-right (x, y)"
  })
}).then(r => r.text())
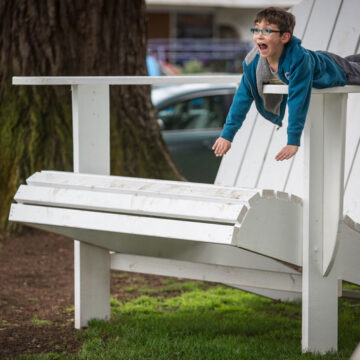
top-left (244, 46), bottom-right (259, 66)
top-left (288, 35), bottom-right (302, 46)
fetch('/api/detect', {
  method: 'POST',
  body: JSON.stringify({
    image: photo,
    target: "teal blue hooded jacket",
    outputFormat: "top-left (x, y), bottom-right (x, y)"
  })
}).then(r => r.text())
top-left (220, 36), bottom-right (347, 146)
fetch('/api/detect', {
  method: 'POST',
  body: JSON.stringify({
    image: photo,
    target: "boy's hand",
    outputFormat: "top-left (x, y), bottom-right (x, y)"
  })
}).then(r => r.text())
top-left (275, 145), bottom-right (298, 161)
top-left (212, 137), bottom-right (231, 157)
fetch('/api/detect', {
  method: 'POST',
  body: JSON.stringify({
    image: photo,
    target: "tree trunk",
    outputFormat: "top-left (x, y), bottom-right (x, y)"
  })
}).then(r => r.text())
top-left (0, 0), bottom-right (182, 231)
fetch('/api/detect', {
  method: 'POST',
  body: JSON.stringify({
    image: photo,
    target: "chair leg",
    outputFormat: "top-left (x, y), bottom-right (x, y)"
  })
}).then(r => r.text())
top-left (74, 241), bottom-right (110, 329)
top-left (302, 263), bottom-right (338, 353)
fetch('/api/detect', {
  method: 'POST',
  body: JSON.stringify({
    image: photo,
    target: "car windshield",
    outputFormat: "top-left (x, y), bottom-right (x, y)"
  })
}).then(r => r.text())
top-left (158, 95), bottom-right (225, 131)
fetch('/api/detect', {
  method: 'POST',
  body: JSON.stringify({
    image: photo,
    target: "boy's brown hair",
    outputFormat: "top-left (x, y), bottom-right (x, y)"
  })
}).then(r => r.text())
top-left (254, 7), bottom-right (296, 35)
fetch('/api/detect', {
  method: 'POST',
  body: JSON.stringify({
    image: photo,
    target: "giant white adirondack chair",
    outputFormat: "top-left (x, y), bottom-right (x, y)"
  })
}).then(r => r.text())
top-left (8, 0), bottom-right (360, 354)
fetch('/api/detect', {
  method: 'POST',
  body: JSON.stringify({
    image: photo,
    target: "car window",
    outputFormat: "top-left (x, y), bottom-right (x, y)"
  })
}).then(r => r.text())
top-left (158, 95), bottom-right (225, 131)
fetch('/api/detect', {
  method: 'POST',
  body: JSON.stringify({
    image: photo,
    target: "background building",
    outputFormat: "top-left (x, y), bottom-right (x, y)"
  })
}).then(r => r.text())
top-left (145, 0), bottom-right (301, 73)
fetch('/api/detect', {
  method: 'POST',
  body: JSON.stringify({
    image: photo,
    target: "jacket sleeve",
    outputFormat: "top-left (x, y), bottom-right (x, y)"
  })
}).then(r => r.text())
top-left (287, 51), bottom-right (314, 146)
top-left (220, 74), bottom-right (254, 142)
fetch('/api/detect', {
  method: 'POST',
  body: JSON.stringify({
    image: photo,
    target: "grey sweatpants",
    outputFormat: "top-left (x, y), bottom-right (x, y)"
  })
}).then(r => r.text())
top-left (326, 52), bottom-right (360, 85)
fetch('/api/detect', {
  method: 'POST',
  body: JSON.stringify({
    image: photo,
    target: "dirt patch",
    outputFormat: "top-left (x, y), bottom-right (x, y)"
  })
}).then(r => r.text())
top-left (0, 228), bottom-right (198, 359)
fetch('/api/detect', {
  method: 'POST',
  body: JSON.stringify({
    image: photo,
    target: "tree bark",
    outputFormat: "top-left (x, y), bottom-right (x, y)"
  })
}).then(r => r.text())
top-left (0, 0), bottom-right (182, 231)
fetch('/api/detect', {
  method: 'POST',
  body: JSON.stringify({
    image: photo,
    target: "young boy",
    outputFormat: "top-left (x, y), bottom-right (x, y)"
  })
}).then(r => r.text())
top-left (212, 7), bottom-right (360, 161)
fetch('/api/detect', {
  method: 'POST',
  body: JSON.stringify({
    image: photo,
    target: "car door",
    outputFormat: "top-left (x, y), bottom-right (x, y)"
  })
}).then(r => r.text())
top-left (158, 90), bottom-right (235, 183)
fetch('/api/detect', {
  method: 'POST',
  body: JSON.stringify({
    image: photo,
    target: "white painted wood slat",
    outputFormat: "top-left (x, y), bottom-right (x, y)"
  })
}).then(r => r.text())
top-left (228, 284), bottom-right (301, 302)
top-left (27, 171), bottom-right (260, 204)
top-left (344, 145), bottom-right (360, 224)
top-left (301, 0), bottom-right (341, 51)
top-left (12, 75), bottom-right (243, 86)
top-left (15, 185), bottom-right (247, 224)
top-left (344, 94), bottom-right (360, 191)
top-left (9, 204), bottom-right (235, 245)
top-left (215, 105), bottom-right (258, 186)
top-left (234, 114), bottom-right (274, 188)
top-left (110, 253), bottom-right (302, 293)
top-left (338, 219), bottom-right (360, 286)
top-left (291, 0), bottom-right (314, 39)
top-left (284, 137), bottom-right (304, 198)
top-left (257, 108), bottom-right (293, 191)
top-left (327, 0), bottom-right (360, 56)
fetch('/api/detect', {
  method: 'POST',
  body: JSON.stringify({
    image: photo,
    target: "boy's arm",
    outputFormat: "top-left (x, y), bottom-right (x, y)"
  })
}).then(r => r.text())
top-left (213, 75), bottom-right (253, 157)
top-left (286, 51), bottom-right (314, 146)
top-left (220, 74), bottom-right (254, 142)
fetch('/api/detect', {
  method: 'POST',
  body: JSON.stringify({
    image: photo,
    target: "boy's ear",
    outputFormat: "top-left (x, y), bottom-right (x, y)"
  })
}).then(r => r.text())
top-left (281, 32), bottom-right (291, 44)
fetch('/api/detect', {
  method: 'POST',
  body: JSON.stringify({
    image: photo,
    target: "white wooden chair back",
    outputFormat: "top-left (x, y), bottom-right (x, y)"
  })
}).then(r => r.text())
top-left (215, 0), bottom-right (360, 223)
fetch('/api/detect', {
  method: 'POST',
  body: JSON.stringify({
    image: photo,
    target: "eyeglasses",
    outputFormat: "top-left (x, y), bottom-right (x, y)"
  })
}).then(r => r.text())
top-left (250, 28), bottom-right (281, 36)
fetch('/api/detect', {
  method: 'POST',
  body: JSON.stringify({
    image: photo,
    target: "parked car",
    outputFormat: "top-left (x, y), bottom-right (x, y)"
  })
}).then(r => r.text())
top-left (151, 82), bottom-right (238, 183)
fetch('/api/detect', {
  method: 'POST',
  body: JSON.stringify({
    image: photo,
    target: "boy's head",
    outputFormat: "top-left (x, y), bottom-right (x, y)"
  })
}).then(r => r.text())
top-left (252, 7), bottom-right (295, 62)
top-left (254, 7), bottom-right (296, 36)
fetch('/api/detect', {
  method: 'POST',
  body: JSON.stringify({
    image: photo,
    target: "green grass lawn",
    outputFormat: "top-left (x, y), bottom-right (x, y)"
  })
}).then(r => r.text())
top-left (16, 280), bottom-right (360, 360)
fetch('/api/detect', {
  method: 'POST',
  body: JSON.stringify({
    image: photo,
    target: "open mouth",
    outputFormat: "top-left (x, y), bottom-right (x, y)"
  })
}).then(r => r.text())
top-left (258, 43), bottom-right (268, 51)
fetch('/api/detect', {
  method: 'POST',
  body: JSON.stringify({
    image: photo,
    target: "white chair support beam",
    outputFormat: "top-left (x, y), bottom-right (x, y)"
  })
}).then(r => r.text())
top-left (110, 253), bottom-right (302, 293)
top-left (71, 84), bottom-right (111, 329)
top-left (226, 284), bottom-right (302, 302)
top-left (301, 92), bottom-right (344, 353)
